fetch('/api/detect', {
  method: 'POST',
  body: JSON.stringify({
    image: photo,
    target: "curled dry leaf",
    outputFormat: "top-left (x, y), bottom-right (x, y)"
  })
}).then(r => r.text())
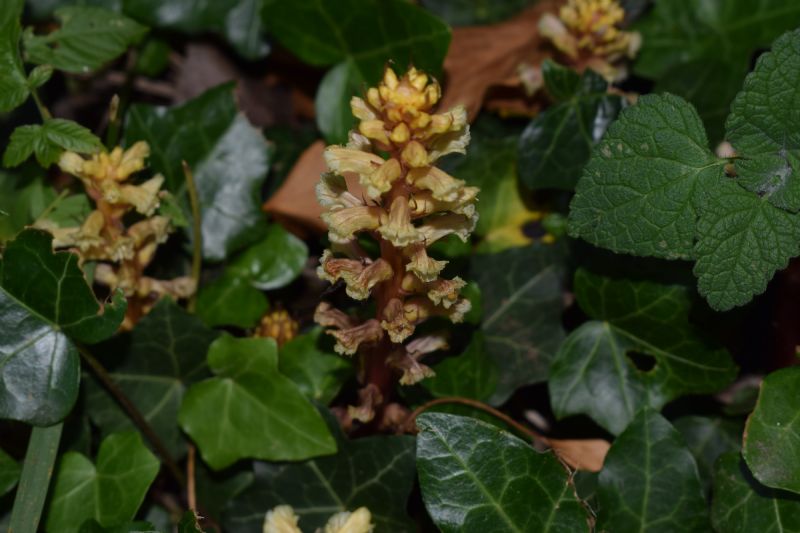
top-left (543, 436), bottom-right (610, 473)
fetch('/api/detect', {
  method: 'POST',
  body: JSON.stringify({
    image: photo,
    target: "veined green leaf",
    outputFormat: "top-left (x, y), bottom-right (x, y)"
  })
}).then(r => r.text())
top-left (278, 328), bottom-right (352, 405)
top-left (0, 0), bottom-right (29, 112)
top-left (3, 119), bottom-right (102, 168)
top-left (674, 416), bottom-right (742, 491)
top-left (424, 333), bottom-right (498, 402)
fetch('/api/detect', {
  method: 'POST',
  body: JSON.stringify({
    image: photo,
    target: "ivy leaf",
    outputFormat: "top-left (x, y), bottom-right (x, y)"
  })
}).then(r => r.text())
top-left (4, 119), bottom-right (103, 168)
top-left (124, 84), bottom-right (271, 261)
top-left (195, 273), bottom-right (269, 329)
top-left (416, 412), bottom-right (589, 533)
top-left (24, 6), bottom-right (147, 73)
top-left (597, 408), bottom-right (709, 532)
top-left (518, 62), bottom-right (625, 191)
top-left (420, 0), bottom-right (532, 26)
top-left (45, 432), bottom-right (159, 533)
top-left (633, 0), bottom-right (800, 138)
top-left (0, 0), bottom-right (29, 112)
top-left (226, 224), bottom-right (308, 290)
top-left (0, 171), bottom-right (57, 242)
top-left (179, 336), bottom-right (336, 470)
top-left (712, 452), bottom-right (800, 532)
top-left (262, 0), bottom-right (450, 143)
top-left (471, 244), bottom-right (566, 405)
top-left (84, 299), bottom-right (218, 458)
top-left (743, 367), bottom-right (800, 495)
top-left (77, 520), bottom-right (160, 533)
top-left (224, 414), bottom-right (416, 532)
top-left (549, 269), bottom-right (737, 435)
top-left (0, 447), bottom-right (21, 496)
top-left (1, 229), bottom-right (125, 343)
top-left (278, 328), bottom-right (352, 405)
top-left (423, 333), bottom-right (498, 402)
top-left (674, 416), bottom-right (742, 492)
top-left (569, 93), bottom-right (726, 260)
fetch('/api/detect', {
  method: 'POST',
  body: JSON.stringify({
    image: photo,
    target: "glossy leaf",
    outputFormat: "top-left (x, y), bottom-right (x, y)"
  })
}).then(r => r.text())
top-left (24, 6), bottom-right (147, 73)
top-left (1, 229), bottom-right (125, 343)
top-left (195, 273), bottom-right (268, 329)
top-left (0, 0), bottom-right (29, 112)
top-left (179, 336), bottom-right (336, 470)
top-left (420, 0), bottom-right (533, 26)
top-left (549, 270), bottom-right (737, 435)
top-left (0, 447), bottom-right (21, 496)
top-left (262, 0), bottom-right (450, 143)
top-left (518, 63), bottom-right (624, 191)
top-left (224, 414), bottom-right (416, 532)
top-left (124, 84), bottom-right (270, 261)
top-left (471, 244), bottom-right (566, 404)
top-left (278, 328), bottom-right (352, 405)
top-left (743, 367), bottom-right (800, 495)
top-left (85, 299), bottom-right (218, 458)
top-left (597, 408), bottom-right (708, 532)
top-left (712, 452), bottom-right (800, 533)
top-left (568, 93), bottom-right (726, 260)
top-left (0, 171), bottom-right (55, 242)
top-left (674, 416), bottom-right (742, 491)
top-left (4, 119), bottom-right (102, 168)
top-left (45, 432), bottom-right (159, 533)
top-left (227, 223), bottom-right (308, 290)
top-left (424, 333), bottom-right (498, 402)
top-left (416, 412), bottom-right (589, 533)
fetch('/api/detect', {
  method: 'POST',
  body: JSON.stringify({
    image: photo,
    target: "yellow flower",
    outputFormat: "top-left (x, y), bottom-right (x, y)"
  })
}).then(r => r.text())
top-left (321, 206), bottom-right (383, 243)
top-left (322, 508), bottom-right (374, 533)
top-left (263, 505), bottom-right (302, 533)
top-left (406, 167), bottom-right (466, 202)
top-left (328, 319), bottom-right (384, 356)
top-left (426, 277), bottom-right (466, 309)
top-left (315, 173), bottom-right (363, 211)
top-left (404, 245), bottom-right (448, 283)
top-left (60, 141), bottom-right (150, 184)
top-left (318, 250), bottom-right (393, 300)
top-left (377, 196), bottom-right (422, 247)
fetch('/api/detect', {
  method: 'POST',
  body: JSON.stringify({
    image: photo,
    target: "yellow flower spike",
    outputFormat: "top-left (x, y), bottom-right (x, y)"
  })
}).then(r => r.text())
top-left (321, 206), bottom-right (383, 243)
top-left (323, 507), bottom-right (375, 533)
top-left (417, 212), bottom-right (476, 244)
top-left (407, 166), bottom-right (466, 202)
top-left (329, 319), bottom-right (384, 356)
top-left (350, 96), bottom-right (377, 121)
top-left (405, 245), bottom-right (448, 282)
top-left (362, 158), bottom-right (401, 198)
top-left (318, 250), bottom-right (393, 300)
top-left (383, 67), bottom-right (400, 89)
top-left (389, 122), bottom-right (411, 144)
top-left (401, 141), bottom-right (429, 168)
top-left (316, 173), bottom-right (363, 210)
top-left (255, 309), bottom-right (299, 348)
top-left (263, 505), bottom-right (302, 533)
top-left (378, 196), bottom-right (422, 247)
top-left (118, 175), bottom-right (164, 216)
top-left (358, 119), bottom-right (390, 145)
top-left (366, 87), bottom-right (382, 109)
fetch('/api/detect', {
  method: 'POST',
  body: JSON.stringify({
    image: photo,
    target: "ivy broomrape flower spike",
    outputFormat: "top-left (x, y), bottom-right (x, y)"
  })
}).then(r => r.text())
top-left (315, 66), bottom-right (478, 422)
top-left (538, 0), bottom-right (641, 81)
top-left (44, 142), bottom-right (195, 329)
top-left (262, 505), bottom-right (374, 533)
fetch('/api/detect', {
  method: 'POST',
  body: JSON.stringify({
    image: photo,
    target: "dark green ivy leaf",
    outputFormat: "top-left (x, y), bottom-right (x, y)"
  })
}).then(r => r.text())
top-left (278, 328), bottom-right (352, 405)
top-left (597, 408), bottom-right (709, 532)
top-left (195, 273), bottom-right (269, 329)
top-left (45, 432), bottom-right (159, 533)
top-left (24, 6), bottom-right (148, 73)
top-left (743, 367), bottom-right (800, 495)
top-left (420, 0), bottom-right (533, 26)
top-left (3, 119), bottom-right (103, 168)
top-left (674, 415), bottom-right (742, 492)
top-left (124, 84), bottom-right (271, 261)
top-left (0, 0), bottom-right (30, 112)
top-left (471, 244), bottom-right (566, 405)
top-left (423, 333), bottom-right (498, 402)
top-left (711, 452), bottom-right (800, 533)
top-left (416, 412), bottom-right (589, 533)
top-left (179, 336), bottom-right (336, 470)
top-left (518, 62), bottom-right (625, 191)
top-left (224, 413), bottom-right (416, 532)
top-left (549, 269), bottom-right (737, 435)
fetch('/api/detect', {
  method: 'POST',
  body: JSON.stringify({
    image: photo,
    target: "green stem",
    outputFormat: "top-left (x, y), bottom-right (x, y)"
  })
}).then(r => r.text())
top-left (32, 189), bottom-right (70, 226)
top-left (182, 161), bottom-right (202, 313)
top-left (30, 88), bottom-right (52, 121)
top-left (9, 422), bottom-right (64, 533)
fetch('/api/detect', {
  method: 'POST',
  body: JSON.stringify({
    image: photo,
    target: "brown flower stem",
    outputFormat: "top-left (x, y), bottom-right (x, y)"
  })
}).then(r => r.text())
top-left (404, 396), bottom-right (546, 445)
top-left (78, 344), bottom-right (186, 487)
top-left (182, 161), bottom-right (203, 313)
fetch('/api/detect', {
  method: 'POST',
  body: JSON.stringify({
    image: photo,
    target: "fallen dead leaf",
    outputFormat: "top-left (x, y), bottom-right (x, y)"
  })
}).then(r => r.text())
top-left (440, 1), bottom-right (558, 120)
top-left (543, 436), bottom-right (610, 472)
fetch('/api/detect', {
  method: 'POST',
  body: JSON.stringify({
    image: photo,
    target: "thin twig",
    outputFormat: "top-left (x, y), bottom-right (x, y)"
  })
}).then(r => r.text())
top-left (405, 396), bottom-right (546, 444)
top-left (187, 444), bottom-right (197, 511)
top-left (78, 344), bottom-right (186, 487)
top-left (182, 161), bottom-right (202, 313)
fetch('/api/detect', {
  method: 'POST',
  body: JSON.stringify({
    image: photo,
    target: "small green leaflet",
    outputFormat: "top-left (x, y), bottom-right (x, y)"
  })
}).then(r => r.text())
top-left (3, 119), bottom-right (103, 168)
top-left (569, 29), bottom-right (800, 311)
top-left (24, 6), bottom-right (148, 73)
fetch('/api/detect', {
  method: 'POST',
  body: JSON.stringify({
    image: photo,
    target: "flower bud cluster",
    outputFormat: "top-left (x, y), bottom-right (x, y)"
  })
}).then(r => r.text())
top-left (45, 142), bottom-right (194, 328)
top-left (539, 0), bottom-right (641, 81)
top-left (315, 66), bottom-right (478, 391)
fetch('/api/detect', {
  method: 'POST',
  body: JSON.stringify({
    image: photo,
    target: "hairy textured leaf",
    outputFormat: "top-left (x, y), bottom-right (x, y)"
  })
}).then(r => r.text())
top-left (569, 93), bottom-right (726, 260)
top-left (674, 416), bottom-right (742, 491)
top-left (45, 432), bottom-right (159, 533)
top-left (85, 299), bottom-right (218, 458)
top-left (633, 0), bottom-right (800, 137)
top-left (24, 6), bottom-right (147, 73)
top-left (712, 452), bottom-right (800, 533)
top-left (424, 333), bottom-right (498, 402)
top-left (597, 408), bottom-right (708, 532)
top-left (262, 0), bottom-right (450, 143)
top-left (549, 270), bottom-right (737, 434)
top-left (0, 0), bottom-right (29, 112)
top-left (519, 63), bottom-right (624, 191)
top-left (3, 119), bottom-right (102, 168)
top-left (179, 336), bottom-right (336, 469)
top-left (224, 415), bottom-right (416, 532)
top-left (416, 413), bottom-right (589, 533)
top-left (124, 84), bottom-right (270, 261)
top-left (0, 447), bottom-right (21, 496)
top-left (743, 367), bottom-right (800, 495)
top-left (471, 244), bottom-right (566, 404)
top-left (278, 328), bottom-right (352, 405)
